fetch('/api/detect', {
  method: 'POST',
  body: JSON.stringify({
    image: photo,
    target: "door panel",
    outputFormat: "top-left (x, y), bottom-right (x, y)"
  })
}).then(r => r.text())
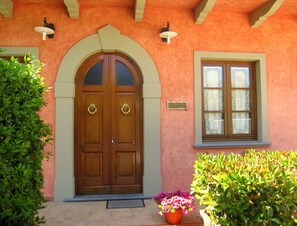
top-left (75, 53), bottom-right (143, 195)
top-left (75, 54), bottom-right (109, 194)
top-left (110, 55), bottom-right (142, 193)
top-left (117, 94), bottom-right (136, 144)
top-left (116, 152), bottom-right (135, 179)
top-left (84, 93), bottom-right (103, 143)
top-left (83, 153), bottom-right (102, 177)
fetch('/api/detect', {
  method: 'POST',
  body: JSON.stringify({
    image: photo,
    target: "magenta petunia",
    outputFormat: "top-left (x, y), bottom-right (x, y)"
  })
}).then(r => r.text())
top-left (154, 190), bottom-right (196, 215)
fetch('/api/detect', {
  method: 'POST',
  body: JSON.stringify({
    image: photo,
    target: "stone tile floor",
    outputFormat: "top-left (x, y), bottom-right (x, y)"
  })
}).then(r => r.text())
top-left (39, 199), bottom-right (203, 226)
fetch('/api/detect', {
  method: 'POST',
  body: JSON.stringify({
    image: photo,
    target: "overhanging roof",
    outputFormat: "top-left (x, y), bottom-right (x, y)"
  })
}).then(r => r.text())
top-left (1, 0), bottom-right (296, 28)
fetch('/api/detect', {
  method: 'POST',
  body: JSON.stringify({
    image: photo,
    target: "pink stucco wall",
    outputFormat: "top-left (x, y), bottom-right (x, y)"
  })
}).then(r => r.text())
top-left (1, 3), bottom-right (297, 198)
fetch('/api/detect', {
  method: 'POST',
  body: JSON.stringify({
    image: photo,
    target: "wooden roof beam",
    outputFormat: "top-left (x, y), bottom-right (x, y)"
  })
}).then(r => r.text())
top-left (250, 0), bottom-right (284, 28)
top-left (194, 0), bottom-right (217, 24)
top-left (64, 0), bottom-right (80, 19)
top-left (0, 0), bottom-right (13, 17)
top-left (134, 0), bottom-right (146, 21)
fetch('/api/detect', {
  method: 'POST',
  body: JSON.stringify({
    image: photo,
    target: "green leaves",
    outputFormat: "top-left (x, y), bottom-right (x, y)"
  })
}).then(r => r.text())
top-left (191, 149), bottom-right (297, 225)
top-left (0, 56), bottom-right (51, 225)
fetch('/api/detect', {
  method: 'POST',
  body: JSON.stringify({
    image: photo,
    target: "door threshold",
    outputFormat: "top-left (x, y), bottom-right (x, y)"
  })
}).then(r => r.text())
top-left (64, 193), bottom-right (152, 202)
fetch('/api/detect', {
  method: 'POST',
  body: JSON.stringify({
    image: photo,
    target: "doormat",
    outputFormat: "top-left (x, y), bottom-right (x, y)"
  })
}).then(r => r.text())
top-left (106, 199), bottom-right (145, 209)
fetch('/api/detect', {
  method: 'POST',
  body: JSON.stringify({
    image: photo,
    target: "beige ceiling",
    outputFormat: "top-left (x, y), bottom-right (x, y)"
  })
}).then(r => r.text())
top-left (2, 0), bottom-right (297, 27)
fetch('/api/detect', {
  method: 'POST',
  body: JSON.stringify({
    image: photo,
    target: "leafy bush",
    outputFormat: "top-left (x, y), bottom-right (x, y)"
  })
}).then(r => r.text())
top-left (191, 149), bottom-right (297, 226)
top-left (0, 53), bottom-right (51, 225)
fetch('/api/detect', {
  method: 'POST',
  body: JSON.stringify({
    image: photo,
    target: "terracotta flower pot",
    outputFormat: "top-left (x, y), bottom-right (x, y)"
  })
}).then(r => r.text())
top-left (164, 209), bottom-right (183, 225)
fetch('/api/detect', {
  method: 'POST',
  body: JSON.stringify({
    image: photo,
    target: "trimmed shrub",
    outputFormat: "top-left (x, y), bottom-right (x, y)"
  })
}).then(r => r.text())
top-left (191, 149), bottom-right (297, 226)
top-left (0, 53), bottom-right (51, 225)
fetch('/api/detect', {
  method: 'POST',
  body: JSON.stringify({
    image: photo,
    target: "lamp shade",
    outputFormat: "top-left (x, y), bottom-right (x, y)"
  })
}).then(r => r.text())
top-left (34, 26), bottom-right (55, 40)
top-left (34, 17), bottom-right (55, 40)
top-left (159, 31), bottom-right (177, 44)
top-left (34, 26), bottom-right (55, 35)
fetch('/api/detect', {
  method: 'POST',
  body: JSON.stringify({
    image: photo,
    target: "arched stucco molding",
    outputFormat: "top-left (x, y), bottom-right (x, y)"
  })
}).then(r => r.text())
top-left (54, 25), bottom-right (161, 201)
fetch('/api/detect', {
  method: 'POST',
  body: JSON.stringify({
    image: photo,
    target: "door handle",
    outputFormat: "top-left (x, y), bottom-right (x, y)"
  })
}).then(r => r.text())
top-left (111, 137), bottom-right (114, 144)
top-left (87, 103), bottom-right (97, 115)
top-left (121, 103), bottom-right (131, 115)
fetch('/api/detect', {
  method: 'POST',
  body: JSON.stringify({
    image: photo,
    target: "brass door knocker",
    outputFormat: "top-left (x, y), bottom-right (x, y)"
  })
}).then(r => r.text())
top-left (87, 103), bottom-right (97, 115)
top-left (121, 103), bottom-right (131, 115)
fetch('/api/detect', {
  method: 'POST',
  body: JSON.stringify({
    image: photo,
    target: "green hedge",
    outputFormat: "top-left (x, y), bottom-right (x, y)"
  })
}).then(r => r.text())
top-left (191, 150), bottom-right (297, 226)
top-left (0, 54), bottom-right (52, 225)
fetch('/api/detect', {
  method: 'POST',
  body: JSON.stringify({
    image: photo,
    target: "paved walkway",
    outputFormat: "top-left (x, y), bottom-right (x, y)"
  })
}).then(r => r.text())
top-left (39, 199), bottom-right (203, 226)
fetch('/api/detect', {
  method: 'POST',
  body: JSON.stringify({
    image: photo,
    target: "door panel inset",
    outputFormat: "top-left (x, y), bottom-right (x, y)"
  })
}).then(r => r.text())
top-left (75, 53), bottom-right (143, 195)
top-left (116, 152), bottom-right (135, 178)
top-left (84, 93), bottom-right (103, 143)
top-left (83, 153), bottom-right (102, 177)
top-left (117, 94), bottom-right (136, 144)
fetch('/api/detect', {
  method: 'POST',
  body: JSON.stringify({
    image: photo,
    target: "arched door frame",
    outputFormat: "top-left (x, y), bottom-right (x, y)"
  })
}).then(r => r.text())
top-left (54, 25), bottom-right (161, 201)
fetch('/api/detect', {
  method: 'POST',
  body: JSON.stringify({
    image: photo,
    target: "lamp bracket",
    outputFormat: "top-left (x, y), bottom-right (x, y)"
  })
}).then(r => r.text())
top-left (43, 17), bottom-right (55, 39)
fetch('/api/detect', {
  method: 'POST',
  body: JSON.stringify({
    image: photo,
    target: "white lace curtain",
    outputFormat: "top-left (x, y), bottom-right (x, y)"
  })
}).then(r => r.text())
top-left (203, 66), bottom-right (251, 135)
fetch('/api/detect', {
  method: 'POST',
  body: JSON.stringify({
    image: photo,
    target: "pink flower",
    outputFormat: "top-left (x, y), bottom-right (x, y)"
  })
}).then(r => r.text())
top-left (164, 207), bottom-right (170, 213)
top-left (172, 203), bottom-right (179, 209)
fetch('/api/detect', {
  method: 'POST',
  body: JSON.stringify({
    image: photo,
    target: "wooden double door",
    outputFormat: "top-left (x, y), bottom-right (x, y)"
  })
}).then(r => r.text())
top-left (75, 53), bottom-right (143, 195)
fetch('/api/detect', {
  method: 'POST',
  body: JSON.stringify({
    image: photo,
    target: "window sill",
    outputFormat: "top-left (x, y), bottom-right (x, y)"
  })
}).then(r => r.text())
top-left (194, 141), bottom-right (272, 149)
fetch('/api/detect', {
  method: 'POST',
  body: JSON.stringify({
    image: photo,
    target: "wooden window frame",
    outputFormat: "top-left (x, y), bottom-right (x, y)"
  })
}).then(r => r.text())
top-left (1, 55), bottom-right (25, 63)
top-left (194, 51), bottom-right (271, 149)
top-left (201, 61), bottom-right (257, 141)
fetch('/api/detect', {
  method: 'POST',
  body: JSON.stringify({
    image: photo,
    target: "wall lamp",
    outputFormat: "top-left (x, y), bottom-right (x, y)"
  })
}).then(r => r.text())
top-left (159, 22), bottom-right (177, 44)
top-left (34, 17), bottom-right (55, 41)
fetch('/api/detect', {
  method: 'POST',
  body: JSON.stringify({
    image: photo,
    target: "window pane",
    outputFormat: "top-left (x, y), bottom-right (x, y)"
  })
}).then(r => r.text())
top-left (232, 90), bottom-right (250, 111)
top-left (232, 113), bottom-right (251, 134)
top-left (84, 62), bottom-right (103, 85)
top-left (203, 66), bottom-right (223, 88)
top-left (205, 113), bottom-right (224, 135)
top-left (116, 61), bottom-right (134, 85)
top-left (231, 67), bottom-right (250, 88)
top-left (204, 90), bottom-right (223, 111)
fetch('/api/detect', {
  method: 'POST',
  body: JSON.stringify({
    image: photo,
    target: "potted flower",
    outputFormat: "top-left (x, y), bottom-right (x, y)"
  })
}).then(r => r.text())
top-left (191, 149), bottom-right (297, 225)
top-left (154, 190), bottom-right (196, 225)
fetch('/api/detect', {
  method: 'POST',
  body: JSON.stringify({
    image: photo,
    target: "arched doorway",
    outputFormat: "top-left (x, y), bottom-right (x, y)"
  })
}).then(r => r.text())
top-left (75, 52), bottom-right (143, 194)
top-left (54, 25), bottom-right (161, 201)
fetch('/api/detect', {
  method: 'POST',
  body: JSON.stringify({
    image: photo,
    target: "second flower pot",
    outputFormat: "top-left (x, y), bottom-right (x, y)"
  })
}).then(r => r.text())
top-left (164, 209), bottom-right (183, 225)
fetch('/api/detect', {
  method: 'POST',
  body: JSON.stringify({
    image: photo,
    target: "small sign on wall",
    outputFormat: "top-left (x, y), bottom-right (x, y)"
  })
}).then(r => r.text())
top-left (166, 101), bottom-right (189, 111)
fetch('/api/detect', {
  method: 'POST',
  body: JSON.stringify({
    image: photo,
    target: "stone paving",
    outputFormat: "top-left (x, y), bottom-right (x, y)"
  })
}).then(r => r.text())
top-left (39, 199), bottom-right (203, 226)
